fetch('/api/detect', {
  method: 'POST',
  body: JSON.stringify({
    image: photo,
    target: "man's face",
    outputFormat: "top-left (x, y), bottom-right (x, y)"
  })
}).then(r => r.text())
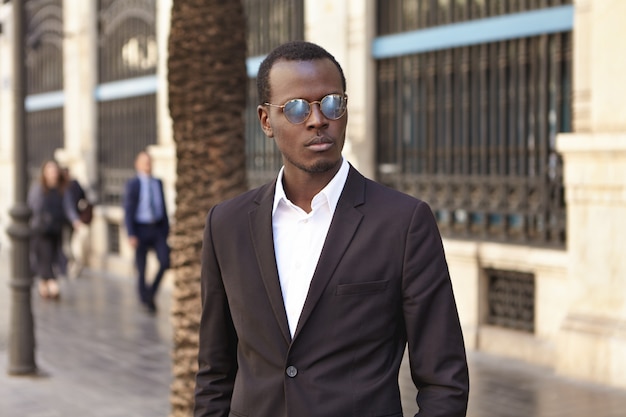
top-left (258, 58), bottom-right (347, 176)
top-left (135, 152), bottom-right (152, 175)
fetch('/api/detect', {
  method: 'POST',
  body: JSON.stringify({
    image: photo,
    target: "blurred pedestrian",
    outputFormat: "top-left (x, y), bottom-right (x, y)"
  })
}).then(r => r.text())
top-left (28, 159), bottom-right (67, 299)
top-left (123, 150), bottom-right (170, 313)
top-left (61, 166), bottom-right (92, 278)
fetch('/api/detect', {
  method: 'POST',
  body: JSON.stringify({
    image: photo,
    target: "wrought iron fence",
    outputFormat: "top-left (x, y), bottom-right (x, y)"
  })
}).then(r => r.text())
top-left (26, 109), bottom-right (64, 180)
top-left (97, 0), bottom-right (157, 204)
top-left (98, 0), bottom-right (157, 83)
top-left (378, 0), bottom-right (573, 34)
top-left (243, 0), bottom-right (304, 187)
top-left (485, 268), bottom-right (535, 333)
top-left (376, 1), bottom-right (570, 246)
top-left (244, 0), bottom-right (304, 57)
top-left (107, 221), bottom-right (121, 254)
top-left (25, 0), bottom-right (64, 182)
top-left (245, 78), bottom-right (283, 188)
top-left (97, 95), bottom-right (156, 205)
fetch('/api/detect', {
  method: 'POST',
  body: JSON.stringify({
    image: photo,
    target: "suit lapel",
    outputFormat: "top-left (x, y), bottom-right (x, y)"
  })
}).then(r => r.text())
top-left (248, 182), bottom-right (291, 344)
top-left (293, 167), bottom-right (366, 340)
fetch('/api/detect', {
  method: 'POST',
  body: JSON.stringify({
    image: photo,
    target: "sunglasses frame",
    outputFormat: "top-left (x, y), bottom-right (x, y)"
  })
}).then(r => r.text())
top-left (264, 93), bottom-right (348, 125)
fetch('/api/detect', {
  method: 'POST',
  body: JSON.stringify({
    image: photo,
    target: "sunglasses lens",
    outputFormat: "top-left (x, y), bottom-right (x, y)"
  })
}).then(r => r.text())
top-left (321, 94), bottom-right (347, 120)
top-left (283, 99), bottom-right (310, 124)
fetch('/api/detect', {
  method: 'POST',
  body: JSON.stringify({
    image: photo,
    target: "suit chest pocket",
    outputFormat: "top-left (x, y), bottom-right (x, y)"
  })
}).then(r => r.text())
top-left (335, 280), bottom-right (389, 296)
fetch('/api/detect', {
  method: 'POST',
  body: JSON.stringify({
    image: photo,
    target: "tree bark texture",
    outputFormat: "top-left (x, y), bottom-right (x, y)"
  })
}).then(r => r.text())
top-left (168, 1), bottom-right (247, 415)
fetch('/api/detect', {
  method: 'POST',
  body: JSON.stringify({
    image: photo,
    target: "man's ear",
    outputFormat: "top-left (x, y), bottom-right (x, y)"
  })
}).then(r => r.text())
top-left (257, 105), bottom-right (274, 138)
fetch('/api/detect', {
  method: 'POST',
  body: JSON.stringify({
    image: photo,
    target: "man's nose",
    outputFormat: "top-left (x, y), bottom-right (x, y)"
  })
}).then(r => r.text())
top-left (306, 103), bottom-right (328, 128)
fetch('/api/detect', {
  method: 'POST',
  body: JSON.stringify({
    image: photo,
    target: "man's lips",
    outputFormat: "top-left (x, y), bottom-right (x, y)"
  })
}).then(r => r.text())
top-left (306, 137), bottom-right (334, 151)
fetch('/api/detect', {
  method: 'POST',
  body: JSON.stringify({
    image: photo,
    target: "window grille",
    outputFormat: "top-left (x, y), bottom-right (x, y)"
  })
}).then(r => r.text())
top-left (376, 1), bottom-right (570, 247)
top-left (25, 0), bottom-right (64, 182)
top-left (245, 78), bottom-right (283, 188)
top-left (378, 0), bottom-right (573, 34)
top-left (97, 95), bottom-right (156, 205)
top-left (107, 222), bottom-right (120, 254)
top-left (26, 109), bottom-right (64, 180)
top-left (243, 0), bottom-right (304, 187)
top-left (96, 0), bottom-right (157, 204)
top-left (485, 268), bottom-right (535, 333)
top-left (98, 0), bottom-right (157, 83)
top-left (244, 0), bottom-right (304, 57)
top-left (25, 0), bottom-right (63, 94)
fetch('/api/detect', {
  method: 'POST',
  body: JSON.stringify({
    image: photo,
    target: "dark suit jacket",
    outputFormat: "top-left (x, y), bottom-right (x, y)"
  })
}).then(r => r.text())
top-left (195, 166), bottom-right (469, 417)
top-left (123, 176), bottom-right (169, 238)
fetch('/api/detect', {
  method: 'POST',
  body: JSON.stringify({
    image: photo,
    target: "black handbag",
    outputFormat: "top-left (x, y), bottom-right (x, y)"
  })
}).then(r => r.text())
top-left (77, 198), bottom-right (93, 224)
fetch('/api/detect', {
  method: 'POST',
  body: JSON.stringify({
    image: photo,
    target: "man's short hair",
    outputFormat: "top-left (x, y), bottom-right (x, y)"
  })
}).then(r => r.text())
top-left (256, 41), bottom-right (347, 105)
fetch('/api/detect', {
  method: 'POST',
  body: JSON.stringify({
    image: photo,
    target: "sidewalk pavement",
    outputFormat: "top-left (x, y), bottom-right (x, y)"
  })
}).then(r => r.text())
top-left (1, 248), bottom-right (626, 417)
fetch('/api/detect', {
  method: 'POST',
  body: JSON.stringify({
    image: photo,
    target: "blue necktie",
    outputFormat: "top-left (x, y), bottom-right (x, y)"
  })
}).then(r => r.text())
top-left (148, 179), bottom-right (158, 221)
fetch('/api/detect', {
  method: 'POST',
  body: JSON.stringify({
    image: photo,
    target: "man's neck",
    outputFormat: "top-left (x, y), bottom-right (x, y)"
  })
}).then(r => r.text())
top-left (282, 165), bottom-right (341, 213)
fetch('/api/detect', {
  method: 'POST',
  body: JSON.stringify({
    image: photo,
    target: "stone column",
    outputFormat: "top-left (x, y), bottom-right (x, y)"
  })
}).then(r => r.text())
top-left (0, 3), bottom-right (16, 250)
top-left (58, 0), bottom-right (97, 192)
top-left (150, 0), bottom-right (176, 218)
top-left (555, 0), bottom-right (626, 388)
top-left (304, 0), bottom-right (376, 178)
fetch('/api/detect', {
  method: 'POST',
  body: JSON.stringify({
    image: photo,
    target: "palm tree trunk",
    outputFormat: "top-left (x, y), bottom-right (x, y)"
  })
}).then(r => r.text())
top-left (168, 1), bottom-right (247, 415)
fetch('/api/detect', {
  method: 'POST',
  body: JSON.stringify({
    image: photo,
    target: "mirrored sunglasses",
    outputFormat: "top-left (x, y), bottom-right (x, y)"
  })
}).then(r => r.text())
top-left (264, 93), bottom-right (348, 125)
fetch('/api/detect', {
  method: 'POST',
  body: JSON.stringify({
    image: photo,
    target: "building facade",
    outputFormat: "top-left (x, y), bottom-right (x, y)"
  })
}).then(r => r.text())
top-left (1, 0), bottom-right (625, 389)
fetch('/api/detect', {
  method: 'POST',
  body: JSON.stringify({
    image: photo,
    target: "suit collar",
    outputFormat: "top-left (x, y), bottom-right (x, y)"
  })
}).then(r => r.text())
top-left (249, 167), bottom-right (367, 343)
top-left (271, 158), bottom-right (350, 215)
top-left (247, 181), bottom-right (291, 343)
top-left (294, 166), bottom-right (366, 340)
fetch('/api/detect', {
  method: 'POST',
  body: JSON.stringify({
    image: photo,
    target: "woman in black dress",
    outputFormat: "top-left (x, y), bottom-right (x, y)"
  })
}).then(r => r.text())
top-left (28, 159), bottom-right (67, 299)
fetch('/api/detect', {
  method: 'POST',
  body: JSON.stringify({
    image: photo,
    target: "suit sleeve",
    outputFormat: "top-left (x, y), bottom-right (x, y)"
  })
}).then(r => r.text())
top-left (63, 183), bottom-right (80, 224)
top-left (158, 179), bottom-right (169, 233)
top-left (403, 201), bottom-right (469, 417)
top-left (194, 207), bottom-right (238, 417)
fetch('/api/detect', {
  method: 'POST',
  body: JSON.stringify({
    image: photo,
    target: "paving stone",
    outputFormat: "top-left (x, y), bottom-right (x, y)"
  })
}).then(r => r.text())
top-left (1, 250), bottom-right (626, 416)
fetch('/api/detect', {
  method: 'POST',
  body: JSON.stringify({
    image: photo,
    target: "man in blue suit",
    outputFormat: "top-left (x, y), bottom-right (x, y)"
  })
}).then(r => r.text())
top-left (123, 150), bottom-right (170, 313)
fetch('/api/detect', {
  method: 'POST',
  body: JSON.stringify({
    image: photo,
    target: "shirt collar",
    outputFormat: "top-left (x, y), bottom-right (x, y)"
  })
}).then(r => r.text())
top-left (272, 158), bottom-right (350, 215)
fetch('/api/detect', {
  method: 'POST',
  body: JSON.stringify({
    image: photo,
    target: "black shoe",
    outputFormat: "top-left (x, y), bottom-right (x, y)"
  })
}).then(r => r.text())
top-left (142, 298), bottom-right (157, 314)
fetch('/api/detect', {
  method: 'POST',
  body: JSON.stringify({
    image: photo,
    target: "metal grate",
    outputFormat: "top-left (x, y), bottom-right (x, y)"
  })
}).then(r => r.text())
top-left (107, 221), bottom-right (120, 254)
top-left (26, 108), bottom-right (64, 182)
top-left (376, 28), bottom-right (570, 247)
top-left (97, 0), bottom-right (157, 83)
top-left (244, 0), bottom-right (304, 57)
top-left (96, 0), bottom-right (157, 204)
top-left (245, 77), bottom-right (282, 188)
top-left (24, 0), bottom-right (64, 184)
top-left (485, 268), bottom-right (534, 333)
top-left (97, 95), bottom-right (156, 205)
top-left (378, 0), bottom-right (574, 35)
top-left (243, 0), bottom-right (304, 187)
top-left (25, 0), bottom-right (64, 94)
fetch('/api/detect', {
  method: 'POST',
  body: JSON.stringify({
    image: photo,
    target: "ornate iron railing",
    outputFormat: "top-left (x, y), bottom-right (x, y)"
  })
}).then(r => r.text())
top-left (98, 0), bottom-right (157, 83)
top-left (26, 109), bottom-right (64, 179)
top-left (485, 268), bottom-right (535, 333)
top-left (243, 0), bottom-right (304, 187)
top-left (97, 0), bottom-right (157, 204)
top-left (244, 0), bottom-right (304, 57)
top-left (97, 95), bottom-right (156, 205)
top-left (378, 0), bottom-right (573, 34)
top-left (24, 0), bottom-right (64, 181)
top-left (376, 1), bottom-right (570, 247)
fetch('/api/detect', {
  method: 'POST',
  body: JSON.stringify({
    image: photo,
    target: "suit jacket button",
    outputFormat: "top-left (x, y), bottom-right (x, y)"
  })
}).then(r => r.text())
top-left (286, 366), bottom-right (298, 378)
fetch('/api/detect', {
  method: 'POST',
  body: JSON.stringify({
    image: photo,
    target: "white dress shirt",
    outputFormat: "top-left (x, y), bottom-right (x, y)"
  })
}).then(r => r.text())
top-left (135, 174), bottom-right (163, 223)
top-left (272, 158), bottom-right (350, 337)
